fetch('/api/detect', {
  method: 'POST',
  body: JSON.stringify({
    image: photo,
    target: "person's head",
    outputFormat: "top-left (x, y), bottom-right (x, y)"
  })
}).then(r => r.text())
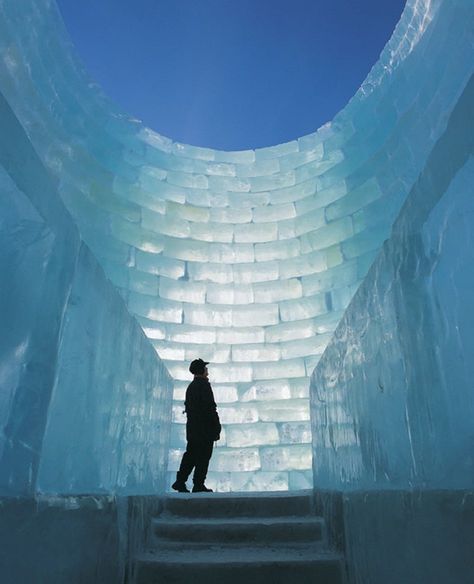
top-left (189, 358), bottom-right (209, 378)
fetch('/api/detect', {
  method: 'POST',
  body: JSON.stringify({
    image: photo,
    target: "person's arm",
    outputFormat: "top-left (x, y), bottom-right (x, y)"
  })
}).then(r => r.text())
top-left (202, 382), bottom-right (221, 440)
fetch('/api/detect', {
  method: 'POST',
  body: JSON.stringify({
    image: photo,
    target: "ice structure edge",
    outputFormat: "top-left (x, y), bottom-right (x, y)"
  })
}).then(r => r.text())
top-left (0, 0), bottom-right (473, 492)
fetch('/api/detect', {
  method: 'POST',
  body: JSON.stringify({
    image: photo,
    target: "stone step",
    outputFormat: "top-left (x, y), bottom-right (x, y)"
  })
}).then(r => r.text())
top-left (146, 540), bottom-right (328, 553)
top-left (161, 490), bottom-right (314, 518)
top-left (135, 545), bottom-right (345, 584)
top-left (153, 515), bottom-right (324, 544)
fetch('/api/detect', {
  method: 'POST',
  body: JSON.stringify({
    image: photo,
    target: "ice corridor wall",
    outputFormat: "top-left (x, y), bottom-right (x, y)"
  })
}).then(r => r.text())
top-left (0, 0), bottom-right (471, 491)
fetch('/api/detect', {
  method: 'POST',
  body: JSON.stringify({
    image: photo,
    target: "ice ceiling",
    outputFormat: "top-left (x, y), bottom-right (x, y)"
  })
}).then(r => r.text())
top-left (1, 0), bottom-right (471, 492)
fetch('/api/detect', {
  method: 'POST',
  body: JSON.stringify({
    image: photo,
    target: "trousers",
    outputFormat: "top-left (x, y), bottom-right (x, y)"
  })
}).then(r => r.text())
top-left (176, 438), bottom-right (214, 486)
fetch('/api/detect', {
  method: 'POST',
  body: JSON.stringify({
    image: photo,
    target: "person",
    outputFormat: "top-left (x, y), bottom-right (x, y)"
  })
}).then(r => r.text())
top-left (172, 358), bottom-right (221, 493)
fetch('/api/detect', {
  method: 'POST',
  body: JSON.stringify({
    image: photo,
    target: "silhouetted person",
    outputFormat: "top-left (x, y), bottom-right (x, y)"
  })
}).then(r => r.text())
top-left (172, 359), bottom-right (221, 493)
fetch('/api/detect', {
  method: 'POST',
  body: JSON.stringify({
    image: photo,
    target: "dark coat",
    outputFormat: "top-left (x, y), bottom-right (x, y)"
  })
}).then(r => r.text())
top-left (184, 377), bottom-right (221, 442)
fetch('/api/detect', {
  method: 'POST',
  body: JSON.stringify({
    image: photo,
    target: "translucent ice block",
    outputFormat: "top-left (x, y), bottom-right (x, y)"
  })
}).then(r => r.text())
top-left (159, 277), bottom-right (206, 303)
top-left (260, 445), bottom-right (312, 471)
top-left (211, 448), bottom-right (261, 472)
top-left (225, 423), bottom-right (280, 448)
top-left (259, 399), bottom-right (310, 422)
top-left (206, 283), bottom-right (254, 305)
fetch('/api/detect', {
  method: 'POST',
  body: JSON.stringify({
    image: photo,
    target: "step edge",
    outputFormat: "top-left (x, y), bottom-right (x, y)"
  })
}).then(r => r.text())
top-left (153, 516), bottom-right (324, 525)
top-left (135, 552), bottom-right (343, 566)
top-left (164, 490), bottom-right (313, 499)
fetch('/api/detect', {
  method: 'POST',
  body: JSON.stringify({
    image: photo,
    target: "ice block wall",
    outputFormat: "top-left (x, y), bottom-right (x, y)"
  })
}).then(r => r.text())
top-left (0, 88), bottom-right (172, 496)
top-left (310, 71), bottom-right (474, 583)
top-left (311, 73), bottom-right (474, 491)
top-left (37, 242), bottom-right (173, 495)
top-left (0, 0), bottom-right (471, 491)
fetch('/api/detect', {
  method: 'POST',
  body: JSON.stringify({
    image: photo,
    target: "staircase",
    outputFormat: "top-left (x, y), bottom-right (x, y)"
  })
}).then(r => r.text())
top-left (132, 491), bottom-right (345, 583)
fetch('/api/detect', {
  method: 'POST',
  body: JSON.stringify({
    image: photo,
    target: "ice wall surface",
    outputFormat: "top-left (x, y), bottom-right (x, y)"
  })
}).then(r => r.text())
top-left (0, 0), bottom-right (472, 491)
top-left (310, 62), bottom-right (474, 584)
top-left (311, 73), bottom-right (474, 490)
top-left (0, 90), bottom-right (172, 496)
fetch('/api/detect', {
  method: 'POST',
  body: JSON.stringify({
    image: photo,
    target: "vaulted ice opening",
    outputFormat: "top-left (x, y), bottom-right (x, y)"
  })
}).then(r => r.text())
top-left (0, 0), bottom-right (471, 493)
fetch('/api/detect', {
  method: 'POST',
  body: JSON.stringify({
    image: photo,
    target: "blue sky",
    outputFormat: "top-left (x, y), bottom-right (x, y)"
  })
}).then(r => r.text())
top-left (57, 0), bottom-right (405, 151)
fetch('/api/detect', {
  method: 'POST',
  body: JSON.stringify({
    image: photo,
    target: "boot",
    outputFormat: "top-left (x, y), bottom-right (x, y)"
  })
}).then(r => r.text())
top-left (172, 480), bottom-right (190, 493)
top-left (192, 484), bottom-right (213, 493)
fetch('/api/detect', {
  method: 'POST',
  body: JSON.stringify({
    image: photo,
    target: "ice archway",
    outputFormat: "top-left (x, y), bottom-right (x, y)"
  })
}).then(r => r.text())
top-left (0, 0), bottom-right (472, 492)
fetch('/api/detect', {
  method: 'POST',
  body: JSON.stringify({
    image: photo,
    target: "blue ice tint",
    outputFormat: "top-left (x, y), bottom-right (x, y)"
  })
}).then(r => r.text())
top-left (0, 0), bottom-right (472, 497)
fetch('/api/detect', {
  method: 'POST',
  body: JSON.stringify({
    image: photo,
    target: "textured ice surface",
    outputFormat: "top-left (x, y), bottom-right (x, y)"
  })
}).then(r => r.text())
top-left (0, 93), bottom-right (172, 495)
top-left (309, 76), bottom-right (474, 582)
top-left (0, 0), bottom-right (472, 491)
top-left (37, 245), bottom-right (173, 494)
top-left (311, 77), bottom-right (474, 490)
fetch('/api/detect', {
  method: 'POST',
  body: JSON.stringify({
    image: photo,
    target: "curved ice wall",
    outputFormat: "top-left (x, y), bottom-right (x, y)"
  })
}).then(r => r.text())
top-left (0, 0), bottom-right (470, 491)
top-left (308, 6), bottom-right (473, 577)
